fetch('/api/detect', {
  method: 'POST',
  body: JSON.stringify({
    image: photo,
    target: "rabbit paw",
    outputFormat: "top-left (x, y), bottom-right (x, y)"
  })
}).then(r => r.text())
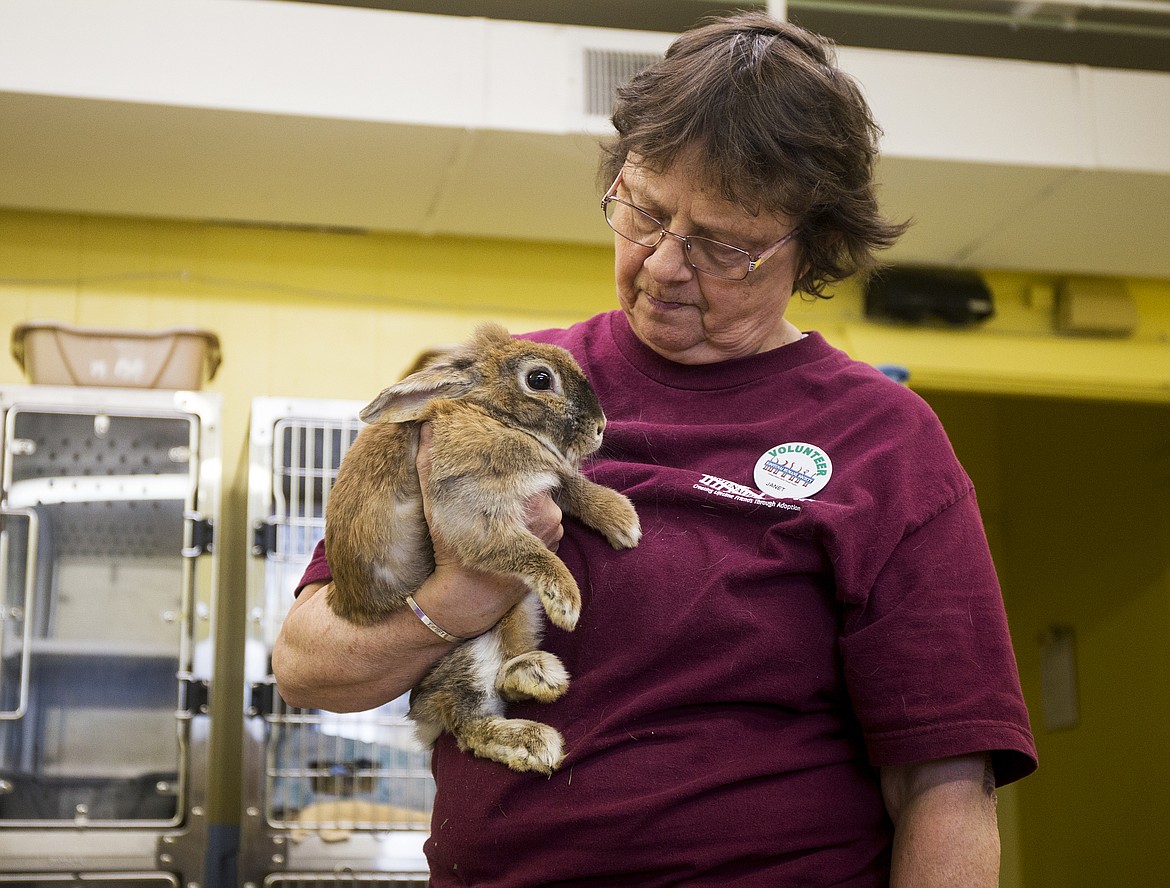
top-left (538, 587), bottom-right (580, 631)
top-left (529, 568), bottom-right (581, 631)
top-left (497, 651), bottom-right (570, 703)
top-left (589, 490), bottom-right (641, 550)
top-left (464, 716), bottom-right (566, 775)
top-left (604, 505), bottom-right (642, 550)
top-left (564, 479), bottom-right (642, 551)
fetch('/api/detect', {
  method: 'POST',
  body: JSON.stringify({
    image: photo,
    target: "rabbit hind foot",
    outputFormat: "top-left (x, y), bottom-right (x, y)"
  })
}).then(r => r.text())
top-left (497, 651), bottom-right (570, 703)
top-left (459, 716), bottom-right (566, 775)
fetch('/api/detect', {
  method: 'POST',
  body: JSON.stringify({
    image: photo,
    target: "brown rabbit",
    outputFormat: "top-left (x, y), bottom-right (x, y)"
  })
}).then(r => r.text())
top-left (324, 323), bottom-right (641, 774)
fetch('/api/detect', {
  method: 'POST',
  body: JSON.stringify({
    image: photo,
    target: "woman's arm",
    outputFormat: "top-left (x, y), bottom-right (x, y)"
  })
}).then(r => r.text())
top-left (272, 424), bottom-right (564, 712)
top-left (882, 753), bottom-right (1001, 887)
top-left (273, 569), bottom-right (521, 712)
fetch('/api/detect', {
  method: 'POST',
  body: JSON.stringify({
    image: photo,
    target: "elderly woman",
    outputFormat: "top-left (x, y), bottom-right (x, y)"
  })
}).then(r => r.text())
top-left (274, 11), bottom-right (1036, 886)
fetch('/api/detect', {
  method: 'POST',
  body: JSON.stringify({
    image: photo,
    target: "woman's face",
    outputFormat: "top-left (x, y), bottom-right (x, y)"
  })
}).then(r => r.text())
top-left (613, 153), bottom-right (804, 365)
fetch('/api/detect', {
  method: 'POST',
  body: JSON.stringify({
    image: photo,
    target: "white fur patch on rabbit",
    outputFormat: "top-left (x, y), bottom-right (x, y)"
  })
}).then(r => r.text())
top-left (324, 323), bottom-right (641, 774)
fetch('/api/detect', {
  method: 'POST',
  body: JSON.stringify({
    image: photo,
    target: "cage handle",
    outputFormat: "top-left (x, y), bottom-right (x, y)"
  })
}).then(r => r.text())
top-left (0, 506), bottom-right (39, 721)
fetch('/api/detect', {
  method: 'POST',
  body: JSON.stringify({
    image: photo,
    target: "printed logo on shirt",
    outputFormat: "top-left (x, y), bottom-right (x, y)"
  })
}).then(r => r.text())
top-left (753, 442), bottom-right (833, 499)
top-left (692, 474), bottom-right (802, 511)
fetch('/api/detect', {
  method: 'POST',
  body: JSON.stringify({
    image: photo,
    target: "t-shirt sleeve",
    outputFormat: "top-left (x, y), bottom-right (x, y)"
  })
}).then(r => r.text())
top-left (839, 488), bottom-right (1038, 785)
top-left (295, 537), bottom-right (332, 596)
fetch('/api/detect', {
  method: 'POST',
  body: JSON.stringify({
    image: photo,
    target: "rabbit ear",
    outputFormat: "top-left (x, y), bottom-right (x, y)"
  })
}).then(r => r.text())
top-left (471, 322), bottom-right (512, 349)
top-left (400, 344), bottom-right (458, 378)
top-left (359, 356), bottom-right (476, 423)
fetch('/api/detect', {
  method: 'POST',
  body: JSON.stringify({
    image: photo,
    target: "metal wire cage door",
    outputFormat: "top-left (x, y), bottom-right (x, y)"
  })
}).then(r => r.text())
top-left (241, 399), bottom-right (433, 887)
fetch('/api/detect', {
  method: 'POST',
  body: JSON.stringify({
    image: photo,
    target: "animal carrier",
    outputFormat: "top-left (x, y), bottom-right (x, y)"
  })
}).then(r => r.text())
top-left (0, 385), bottom-right (221, 887)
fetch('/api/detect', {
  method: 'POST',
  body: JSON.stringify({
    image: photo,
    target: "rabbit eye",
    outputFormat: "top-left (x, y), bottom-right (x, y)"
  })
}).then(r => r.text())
top-left (525, 368), bottom-right (555, 391)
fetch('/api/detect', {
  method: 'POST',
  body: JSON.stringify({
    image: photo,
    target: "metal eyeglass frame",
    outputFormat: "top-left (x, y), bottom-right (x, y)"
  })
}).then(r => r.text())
top-left (601, 171), bottom-right (798, 281)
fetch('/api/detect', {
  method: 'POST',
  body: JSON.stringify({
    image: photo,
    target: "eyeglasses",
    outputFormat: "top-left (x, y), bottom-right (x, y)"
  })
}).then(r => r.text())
top-left (601, 173), bottom-right (798, 281)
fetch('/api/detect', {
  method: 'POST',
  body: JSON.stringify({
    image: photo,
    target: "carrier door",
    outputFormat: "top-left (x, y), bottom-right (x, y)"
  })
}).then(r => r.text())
top-left (0, 405), bottom-right (199, 828)
top-left (241, 398), bottom-right (432, 884)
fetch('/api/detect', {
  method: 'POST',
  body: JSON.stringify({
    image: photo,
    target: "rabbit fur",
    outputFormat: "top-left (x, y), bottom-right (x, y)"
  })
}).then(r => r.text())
top-left (324, 323), bottom-right (641, 774)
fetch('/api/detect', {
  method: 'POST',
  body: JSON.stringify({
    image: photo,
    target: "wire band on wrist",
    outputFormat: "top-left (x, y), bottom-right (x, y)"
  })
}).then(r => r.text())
top-left (405, 593), bottom-right (466, 643)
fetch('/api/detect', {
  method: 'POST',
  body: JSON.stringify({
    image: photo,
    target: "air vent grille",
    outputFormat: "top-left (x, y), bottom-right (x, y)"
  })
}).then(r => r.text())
top-left (583, 48), bottom-right (663, 117)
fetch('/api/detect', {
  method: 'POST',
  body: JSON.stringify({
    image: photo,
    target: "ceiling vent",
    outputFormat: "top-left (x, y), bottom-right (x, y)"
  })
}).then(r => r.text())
top-left (582, 48), bottom-right (663, 117)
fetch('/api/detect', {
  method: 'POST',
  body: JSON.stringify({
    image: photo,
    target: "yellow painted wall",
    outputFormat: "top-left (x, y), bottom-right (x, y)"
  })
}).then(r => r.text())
top-left (0, 207), bottom-right (618, 843)
top-left (3, 207), bottom-right (1170, 885)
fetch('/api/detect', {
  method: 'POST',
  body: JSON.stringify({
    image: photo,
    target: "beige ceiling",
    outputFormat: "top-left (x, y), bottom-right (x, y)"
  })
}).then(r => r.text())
top-left (2, 0), bottom-right (1169, 279)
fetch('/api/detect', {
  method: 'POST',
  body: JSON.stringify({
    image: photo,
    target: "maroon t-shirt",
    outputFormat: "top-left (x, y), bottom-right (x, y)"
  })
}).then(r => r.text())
top-left (300, 311), bottom-right (1036, 886)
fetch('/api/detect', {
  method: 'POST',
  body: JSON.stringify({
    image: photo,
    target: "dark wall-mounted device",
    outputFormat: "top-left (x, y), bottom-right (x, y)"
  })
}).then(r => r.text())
top-left (864, 267), bottom-right (994, 327)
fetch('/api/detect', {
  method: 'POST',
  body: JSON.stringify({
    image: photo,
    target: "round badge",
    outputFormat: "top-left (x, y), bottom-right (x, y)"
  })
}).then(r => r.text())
top-left (754, 442), bottom-right (833, 500)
